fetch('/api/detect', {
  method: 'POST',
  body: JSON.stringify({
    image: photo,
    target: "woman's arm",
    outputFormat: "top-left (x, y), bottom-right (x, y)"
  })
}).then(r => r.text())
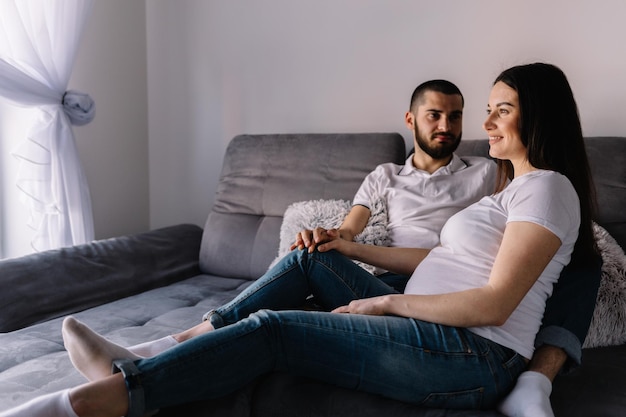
top-left (334, 221), bottom-right (562, 327)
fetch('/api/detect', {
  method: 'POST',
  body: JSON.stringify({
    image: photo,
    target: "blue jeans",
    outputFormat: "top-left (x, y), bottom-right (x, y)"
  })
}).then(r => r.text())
top-left (123, 250), bottom-right (527, 412)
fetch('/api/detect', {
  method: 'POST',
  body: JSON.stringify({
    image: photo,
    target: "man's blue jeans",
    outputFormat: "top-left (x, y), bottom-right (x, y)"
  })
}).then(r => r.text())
top-left (126, 250), bottom-right (527, 412)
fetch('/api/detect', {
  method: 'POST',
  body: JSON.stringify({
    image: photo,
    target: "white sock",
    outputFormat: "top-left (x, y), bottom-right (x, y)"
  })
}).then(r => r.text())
top-left (62, 316), bottom-right (141, 381)
top-left (127, 335), bottom-right (179, 357)
top-left (0, 390), bottom-right (78, 417)
top-left (498, 371), bottom-right (554, 417)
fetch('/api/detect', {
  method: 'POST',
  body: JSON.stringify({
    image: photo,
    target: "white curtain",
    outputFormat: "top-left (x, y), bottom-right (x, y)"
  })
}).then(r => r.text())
top-left (0, 0), bottom-right (95, 251)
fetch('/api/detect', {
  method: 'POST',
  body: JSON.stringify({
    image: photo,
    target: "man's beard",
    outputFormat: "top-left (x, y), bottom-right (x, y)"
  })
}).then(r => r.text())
top-left (414, 125), bottom-right (462, 159)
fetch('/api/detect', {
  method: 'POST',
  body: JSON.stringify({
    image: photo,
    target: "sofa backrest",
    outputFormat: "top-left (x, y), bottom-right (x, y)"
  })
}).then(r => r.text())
top-left (457, 136), bottom-right (626, 250)
top-left (199, 133), bottom-right (407, 280)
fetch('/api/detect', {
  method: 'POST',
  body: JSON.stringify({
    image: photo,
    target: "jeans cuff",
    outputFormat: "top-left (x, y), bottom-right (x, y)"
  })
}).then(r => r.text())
top-left (202, 309), bottom-right (225, 328)
top-left (534, 325), bottom-right (582, 373)
top-left (112, 358), bottom-right (145, 417)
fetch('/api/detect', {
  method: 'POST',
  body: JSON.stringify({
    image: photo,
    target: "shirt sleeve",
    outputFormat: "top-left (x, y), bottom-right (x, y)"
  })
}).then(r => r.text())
top-left (506, 173), bottom-right (580, 243)
top-left (352, 165), bottom-right (385, 209)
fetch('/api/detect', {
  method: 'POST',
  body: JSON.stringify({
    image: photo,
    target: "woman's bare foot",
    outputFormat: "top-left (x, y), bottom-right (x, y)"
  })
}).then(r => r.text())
top-left (62, 316), bottom-right (141, 381)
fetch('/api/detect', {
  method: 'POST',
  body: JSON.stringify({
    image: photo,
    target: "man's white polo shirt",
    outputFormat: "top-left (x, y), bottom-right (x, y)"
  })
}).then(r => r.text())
top-left (352, 153), bottom-right (496, 249)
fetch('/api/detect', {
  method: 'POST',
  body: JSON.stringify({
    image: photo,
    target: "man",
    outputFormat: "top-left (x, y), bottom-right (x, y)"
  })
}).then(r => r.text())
top-left (294, 79), bottom-right (495, 293)
top-left (65, 80), bottom-right (598, 417)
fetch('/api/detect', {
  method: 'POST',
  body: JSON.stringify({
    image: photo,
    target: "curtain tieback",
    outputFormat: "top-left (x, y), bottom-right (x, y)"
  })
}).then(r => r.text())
top-left (62, 90), bottom-right (95, 126)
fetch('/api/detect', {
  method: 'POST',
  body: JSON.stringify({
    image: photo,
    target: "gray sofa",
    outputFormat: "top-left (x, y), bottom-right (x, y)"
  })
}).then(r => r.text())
top-left (0, 133), bottom-right (625, 417)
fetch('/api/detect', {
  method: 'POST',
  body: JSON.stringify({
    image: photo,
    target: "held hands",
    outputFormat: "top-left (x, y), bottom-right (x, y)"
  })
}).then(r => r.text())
top-left (290, 227), bottom-right (344, 253)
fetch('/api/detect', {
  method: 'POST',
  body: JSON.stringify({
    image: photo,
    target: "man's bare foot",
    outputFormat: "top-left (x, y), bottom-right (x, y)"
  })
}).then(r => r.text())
top-left (62, 316), bottom-right (141, 381)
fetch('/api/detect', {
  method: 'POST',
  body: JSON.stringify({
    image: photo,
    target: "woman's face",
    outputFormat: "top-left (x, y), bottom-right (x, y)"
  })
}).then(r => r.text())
top-left (483, 81), bottom-right (527, 164)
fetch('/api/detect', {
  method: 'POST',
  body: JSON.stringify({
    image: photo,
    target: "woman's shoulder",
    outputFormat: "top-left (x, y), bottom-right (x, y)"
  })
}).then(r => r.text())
top-left (504, 170), bottom-right (580, 237)
top-left (512, 169), bottom-right (573, 191)
top-left (505, 170), bottom-right (578, 206)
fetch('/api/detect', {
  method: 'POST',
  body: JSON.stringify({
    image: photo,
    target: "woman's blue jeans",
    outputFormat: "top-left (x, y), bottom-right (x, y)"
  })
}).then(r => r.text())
top-left (125, 250), bottom-right (527, 412)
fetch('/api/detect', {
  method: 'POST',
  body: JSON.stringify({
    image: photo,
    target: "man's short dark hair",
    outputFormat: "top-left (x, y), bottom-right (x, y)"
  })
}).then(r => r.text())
top-left (409, 80), bottom-right (464, 110)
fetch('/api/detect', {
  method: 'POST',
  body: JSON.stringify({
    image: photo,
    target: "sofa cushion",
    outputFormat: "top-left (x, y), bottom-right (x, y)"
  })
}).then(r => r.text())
top-left (584, 223), bottom-right (626, 348)
top-left (199, 133), bottom-right (406, 280)
top-left (583, 137), bottom-right (626, 248)
top-left (0, 272), bottom-right (253, 412)
top-left (552, 344), bottom-right (626, 416)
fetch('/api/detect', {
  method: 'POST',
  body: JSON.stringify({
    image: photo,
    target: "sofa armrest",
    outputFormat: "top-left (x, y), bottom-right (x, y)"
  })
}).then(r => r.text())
top-left (0, 224), bottom-right (203, 332)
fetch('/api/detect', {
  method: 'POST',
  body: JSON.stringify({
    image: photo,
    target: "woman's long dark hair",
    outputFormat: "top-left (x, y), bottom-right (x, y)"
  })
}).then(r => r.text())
top-left (493, 63), bottom-right (599, 266)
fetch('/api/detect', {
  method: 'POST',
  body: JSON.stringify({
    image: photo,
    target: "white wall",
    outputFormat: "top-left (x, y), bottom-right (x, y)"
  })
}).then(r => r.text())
top-left (146, 0), bottom-right (626, 230)
top-left (7, 1), bottom-right (624, 258)
top-left (0, 0), bottom-right (149, 259)
top-left (72, 0), bottom-right (149, 240)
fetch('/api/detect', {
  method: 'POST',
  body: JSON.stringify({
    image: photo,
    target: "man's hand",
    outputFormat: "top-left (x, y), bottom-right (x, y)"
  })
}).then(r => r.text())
top-left (290, 205), bottom-right (370, 253)
top-left (290, 227), bottom-right (342, 253)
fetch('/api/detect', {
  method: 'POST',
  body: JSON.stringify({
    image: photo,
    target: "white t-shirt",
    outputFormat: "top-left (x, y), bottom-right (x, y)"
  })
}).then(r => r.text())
top-left (404, 170), bottom-right (580, 359)
top-left (353, 154), bottom-right (497, 249)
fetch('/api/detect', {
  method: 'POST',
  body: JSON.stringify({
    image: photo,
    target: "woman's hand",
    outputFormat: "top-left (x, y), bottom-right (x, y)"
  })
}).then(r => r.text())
top-left (332, 295), bottom-right (390, 316)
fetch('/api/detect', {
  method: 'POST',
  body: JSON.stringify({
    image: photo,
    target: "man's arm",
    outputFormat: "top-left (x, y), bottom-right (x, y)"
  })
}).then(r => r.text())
top-left (534, 259), bottom-right (602, 372)
top-left (324, 240), bottom-right (429, 276)
top-left (336, 205), bottom-right (371, 242)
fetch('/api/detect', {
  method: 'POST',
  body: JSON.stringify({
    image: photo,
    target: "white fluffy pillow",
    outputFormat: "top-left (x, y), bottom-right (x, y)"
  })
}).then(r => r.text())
top-left (583, 223), bottom-right (626, 348)
top-left (270, 198), bottom-right (389, 274)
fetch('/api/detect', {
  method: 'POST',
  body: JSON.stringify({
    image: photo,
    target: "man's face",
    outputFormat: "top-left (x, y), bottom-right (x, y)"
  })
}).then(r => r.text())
top-left (409, 91), bottom-right (463, 159)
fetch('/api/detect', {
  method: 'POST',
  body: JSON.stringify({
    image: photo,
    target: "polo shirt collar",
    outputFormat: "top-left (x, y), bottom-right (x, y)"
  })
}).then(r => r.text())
top-left (399, 153), bottom-right (468, 176)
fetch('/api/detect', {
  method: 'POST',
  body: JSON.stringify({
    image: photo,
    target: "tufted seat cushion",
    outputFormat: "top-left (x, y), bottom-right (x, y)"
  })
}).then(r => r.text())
top-left (0, 270), bottom-right (253, 408)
